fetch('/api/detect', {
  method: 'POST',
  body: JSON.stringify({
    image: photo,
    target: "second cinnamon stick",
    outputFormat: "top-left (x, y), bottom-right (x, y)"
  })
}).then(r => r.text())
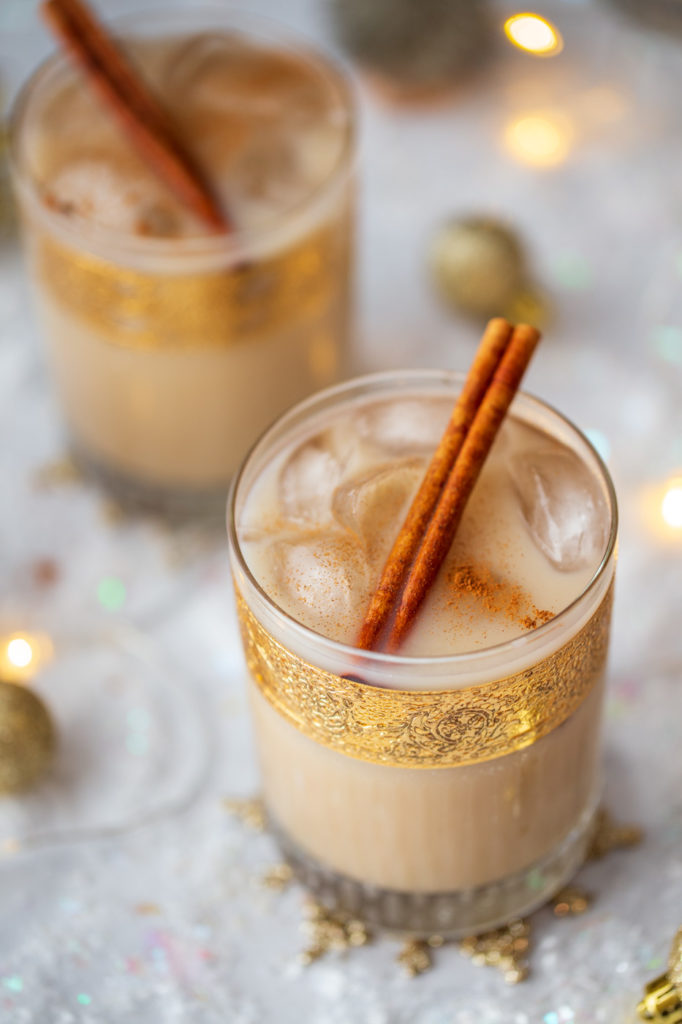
top-left (386, 323), bottom-right (541, 653)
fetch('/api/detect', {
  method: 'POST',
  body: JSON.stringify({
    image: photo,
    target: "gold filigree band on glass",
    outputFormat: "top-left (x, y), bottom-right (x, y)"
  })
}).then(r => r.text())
top-left (235, 583), bottom-right (613, 769)
top-left (32, 218), bottom-right (350, 349)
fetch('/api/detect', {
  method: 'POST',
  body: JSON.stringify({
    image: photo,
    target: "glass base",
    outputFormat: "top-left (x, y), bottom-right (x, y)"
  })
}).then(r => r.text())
top-left (272, 803), bottom-right (598, 938)
top-left (71, 443), bottom-right (229, 522)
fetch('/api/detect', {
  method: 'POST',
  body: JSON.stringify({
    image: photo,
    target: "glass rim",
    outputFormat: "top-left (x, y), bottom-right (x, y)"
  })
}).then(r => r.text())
top-left (227, 368), bottom-right (619, 670)
top-left (8, 3), bottom-right (357, 263)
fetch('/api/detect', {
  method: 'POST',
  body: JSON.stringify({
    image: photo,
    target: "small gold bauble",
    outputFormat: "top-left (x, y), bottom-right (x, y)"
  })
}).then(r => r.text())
top-left (0, 680), bottom-right (55, 794)
top-left (429, 216), bottom-right (526, 318)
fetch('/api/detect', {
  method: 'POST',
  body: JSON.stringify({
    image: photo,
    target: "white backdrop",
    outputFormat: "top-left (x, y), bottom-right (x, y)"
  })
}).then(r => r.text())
top-left (1, 1), bottom-right (682, 1020)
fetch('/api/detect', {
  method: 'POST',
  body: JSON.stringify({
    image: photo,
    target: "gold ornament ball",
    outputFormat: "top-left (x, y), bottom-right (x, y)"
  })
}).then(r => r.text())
top-left (0, 680), bottom-right (55, 794)
top-left (430, 217), bottom-right (527, 318)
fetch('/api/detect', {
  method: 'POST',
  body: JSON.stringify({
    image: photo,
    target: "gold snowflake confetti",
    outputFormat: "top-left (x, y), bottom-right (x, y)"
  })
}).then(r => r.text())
top-left (589, 808), bottom-right (643, 859)
top-left (300, 900), bottom-right (371, 965)
top-left (458, 919), bottom-right (530, 985)
top-left (223, 796), bottom-right (267, 831)
top-left (397, 939), bottom-right (433, 977)
top-left (553, 885), bottom-right (591, 917)
top-left (262, 863), bottom-right (294, 891)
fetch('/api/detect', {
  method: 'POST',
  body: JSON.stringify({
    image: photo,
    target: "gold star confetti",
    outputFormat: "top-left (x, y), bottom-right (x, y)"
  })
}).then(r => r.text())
top-left (553, 885), bottom-right (592, 917)
top-left (262, 863), bottom-right (294, 891)
top-left (300, 899), bottom-right (371, 965)
top-left (589, 808), bottom-right (643, 859)
top-left (458, 919), bottom-right (530, 985)
top-left (397, 939), bottom-right (433, 977)
top-left (223, 796), bottom-right (267, 831)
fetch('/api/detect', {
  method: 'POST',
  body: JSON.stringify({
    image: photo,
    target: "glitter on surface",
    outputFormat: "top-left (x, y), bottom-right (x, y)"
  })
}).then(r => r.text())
top-left (76, 993), bottom-right (91, 1006)
top-left (97, 576), bottom-right (127, 611)
top-left (2, 977), bottom-right (23, 993)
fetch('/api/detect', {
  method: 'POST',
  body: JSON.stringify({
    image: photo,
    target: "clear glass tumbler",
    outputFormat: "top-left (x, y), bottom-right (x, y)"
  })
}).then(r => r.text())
top-left (228, 370), bottom-right (617, 937)
top-left (10, 10), bottom-right (355, 514)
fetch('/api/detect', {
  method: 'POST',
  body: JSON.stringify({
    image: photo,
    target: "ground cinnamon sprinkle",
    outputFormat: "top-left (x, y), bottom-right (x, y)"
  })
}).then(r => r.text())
top-left (448, 563), bottom-right (554, 631)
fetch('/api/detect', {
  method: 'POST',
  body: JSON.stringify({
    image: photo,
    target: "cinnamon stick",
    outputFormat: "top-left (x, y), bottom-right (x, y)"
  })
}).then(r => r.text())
top-left (385, 323), bottom-right (541, 652)
top-left (356, 317), bottom-right (514, 651)
top-left (40, 0), bottom-right (231, 232)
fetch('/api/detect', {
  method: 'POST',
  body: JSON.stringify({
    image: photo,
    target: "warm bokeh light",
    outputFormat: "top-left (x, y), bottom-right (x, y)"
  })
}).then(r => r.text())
top-left (7, 637), bottom-right (33, 669)
top-left (640, 475), bottom-right (682, 544)
top-left (0, 632), bottom-right (53, 682)
top-left (504, 112), bottom-right (573, 168)
top-left (662, 479), bottom-right (682, 529)
top-left (504, 13), bottom-right (563, 56)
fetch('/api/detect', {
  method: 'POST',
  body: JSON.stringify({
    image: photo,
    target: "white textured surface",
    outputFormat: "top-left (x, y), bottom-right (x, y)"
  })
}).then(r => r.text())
top-left (2, 1), bottom-right (682, 1020)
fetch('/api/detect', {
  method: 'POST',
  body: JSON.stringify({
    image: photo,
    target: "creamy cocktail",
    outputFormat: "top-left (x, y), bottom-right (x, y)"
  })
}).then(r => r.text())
top-left (230, 371), bottom-right (616, 935)
top-left (11, 10), bottom-right (354, 511)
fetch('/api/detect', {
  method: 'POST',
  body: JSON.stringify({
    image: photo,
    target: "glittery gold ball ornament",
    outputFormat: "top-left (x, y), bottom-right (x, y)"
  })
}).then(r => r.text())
top-left (430, 217), bottom-right (527, 318)
top-left (0, 681), bottom-right (55, 794)
top-left (330, 0), bottom-right (492, 95)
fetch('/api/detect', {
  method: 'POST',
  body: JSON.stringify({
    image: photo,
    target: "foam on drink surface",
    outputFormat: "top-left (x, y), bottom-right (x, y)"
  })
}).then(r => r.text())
top-left (24, 32), bottom-right (351, 237)
top-left (239, 392), bottom-right (609, 656)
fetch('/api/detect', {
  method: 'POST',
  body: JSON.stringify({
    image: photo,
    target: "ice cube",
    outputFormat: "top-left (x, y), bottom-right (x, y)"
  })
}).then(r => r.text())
top-left (269, 531), bottom-right (369, 636)
top-left (279, 436), bottom-right (343, 525)
top-left (512, 448), bottom-right (608, 572)
top-left (166, 33), bottom-right (317, 119)
top-left (332, 458), bottom-right (425, 565)
top-left (47, 159), bottom-right (188, 235)
top-left (278, 420), bottom-right (382, 525)
top-left (164, 32), bottom-right (345, 222)
top-left (357, 398), bottom-right (450, 458)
